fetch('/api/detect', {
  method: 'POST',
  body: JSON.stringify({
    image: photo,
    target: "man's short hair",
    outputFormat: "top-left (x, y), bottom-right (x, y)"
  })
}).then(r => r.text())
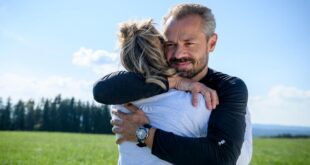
top-left (163, 3), bottom-right (216, 38)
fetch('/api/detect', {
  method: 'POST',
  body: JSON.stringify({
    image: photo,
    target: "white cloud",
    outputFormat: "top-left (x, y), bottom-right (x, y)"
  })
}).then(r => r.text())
top-left (72, 47), bottom-right (123, 75)
top-left (0, 47), bottom-right (123, 103)
top-left (249, 85), bottom-right (310, 127)
top-left (0, 73), bottom-right (94, 103)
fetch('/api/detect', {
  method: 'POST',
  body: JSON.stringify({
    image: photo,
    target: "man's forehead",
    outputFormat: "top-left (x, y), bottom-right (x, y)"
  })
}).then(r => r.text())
top-left (164, 36), bottom-right (197, 43)
top-left (165, 28), bottom-right (202, 42)
top-left (164, 15), bottom-right (204, 41)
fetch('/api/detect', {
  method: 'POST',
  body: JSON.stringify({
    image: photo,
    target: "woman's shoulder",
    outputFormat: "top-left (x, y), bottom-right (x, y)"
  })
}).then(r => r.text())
top-left (134, 89), bottom-right (208, 110)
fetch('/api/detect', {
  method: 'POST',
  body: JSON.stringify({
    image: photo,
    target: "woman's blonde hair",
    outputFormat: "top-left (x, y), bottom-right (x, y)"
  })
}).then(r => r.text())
top-left (118, 19), bottom-right (176, 89)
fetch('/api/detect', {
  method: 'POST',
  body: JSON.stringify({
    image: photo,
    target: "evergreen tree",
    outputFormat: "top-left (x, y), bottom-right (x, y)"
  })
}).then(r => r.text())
top-left (53, 95), bottom-right (62, 131)
top-left (33, 104), bottom-right (42, 130)
top-left (50, 101), bottom-right (57, 131)
top-left (0, 95), bottom-right (113, 134)
top-left (68, 98), bottom-right (76, 132)
top-left (25, 100), bottom-right (35, 130)
top-left (92, 104), bottom-right (103, 133)
top-left (13, 100), bottom-right (25, 130)
top-left (71, 99), bottom-right (81, 132)
top-left (59, 98), bottom-right (69, 132)
top-left (0, 97), bottom-right (4, 130)
top-left (42, 99), bottom-right (51, 131)
top-left (102, 105), bottom-right (113, 134)
top-left (82, 102), bottom-right (92, 133)
top-left (2, 98), bottom-right (12, 130)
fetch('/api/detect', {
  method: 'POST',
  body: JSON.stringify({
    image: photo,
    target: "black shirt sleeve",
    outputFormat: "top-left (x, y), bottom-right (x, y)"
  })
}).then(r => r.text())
top-left (93, 71), bottom-right (169, 104)
top-left (152, 78), bottom-right (248, 165)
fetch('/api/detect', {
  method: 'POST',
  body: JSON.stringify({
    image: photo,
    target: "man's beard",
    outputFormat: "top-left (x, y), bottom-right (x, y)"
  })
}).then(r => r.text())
top-left (169, 57), bottom-right (206, 78)
top-left (177, 65), bottom-right (206, 78)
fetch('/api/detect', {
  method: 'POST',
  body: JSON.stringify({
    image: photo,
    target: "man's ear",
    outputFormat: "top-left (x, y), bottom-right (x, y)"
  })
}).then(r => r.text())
top-left (207, 33), bottom-right (218, 52)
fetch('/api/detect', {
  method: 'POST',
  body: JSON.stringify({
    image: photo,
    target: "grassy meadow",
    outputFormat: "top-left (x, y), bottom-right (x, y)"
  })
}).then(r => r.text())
top-left (0, 131), bottom-right (309, 165)
top-left (0, 131), bottom-right (118, 165)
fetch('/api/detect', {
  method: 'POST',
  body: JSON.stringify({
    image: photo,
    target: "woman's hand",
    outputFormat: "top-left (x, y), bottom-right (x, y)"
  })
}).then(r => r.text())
top-left (168, 76), bottom-right (219, 110)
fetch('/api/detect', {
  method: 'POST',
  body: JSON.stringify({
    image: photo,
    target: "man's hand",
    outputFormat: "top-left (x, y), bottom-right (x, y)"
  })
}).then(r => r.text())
top-left (169, 76), bottom-right (219, 109)
top-left (111, 103), bottom-right (150, 144)
top-left (186, 81), bottom-right (219, 110)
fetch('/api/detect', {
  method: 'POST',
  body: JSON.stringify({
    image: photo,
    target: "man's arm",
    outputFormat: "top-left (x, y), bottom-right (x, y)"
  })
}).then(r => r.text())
top-left (113, 77), bottom-right (247, 164)
top-left (151, 78), bottom-right (248, 165)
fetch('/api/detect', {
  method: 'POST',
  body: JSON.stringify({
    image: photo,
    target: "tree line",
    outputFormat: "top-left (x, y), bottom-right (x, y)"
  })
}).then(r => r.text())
top-left (0, 95), bottom-right (112, 134)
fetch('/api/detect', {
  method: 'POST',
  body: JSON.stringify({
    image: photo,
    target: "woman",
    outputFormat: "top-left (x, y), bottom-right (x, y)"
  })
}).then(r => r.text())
top-left (101, 19), bottom-right (212, 165)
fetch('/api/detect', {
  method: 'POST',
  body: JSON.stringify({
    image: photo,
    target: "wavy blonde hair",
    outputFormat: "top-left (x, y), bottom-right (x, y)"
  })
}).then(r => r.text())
top-left (118, 19), bottom-right (176, 89)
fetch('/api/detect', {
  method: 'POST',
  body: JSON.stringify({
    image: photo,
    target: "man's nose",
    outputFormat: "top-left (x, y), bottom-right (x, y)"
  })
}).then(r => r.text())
top-left (173, 45), bottom-right (186, 59)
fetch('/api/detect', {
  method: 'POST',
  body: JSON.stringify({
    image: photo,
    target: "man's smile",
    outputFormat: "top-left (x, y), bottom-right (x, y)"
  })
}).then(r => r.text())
top-left (173, 61), bottom-right (192, 69)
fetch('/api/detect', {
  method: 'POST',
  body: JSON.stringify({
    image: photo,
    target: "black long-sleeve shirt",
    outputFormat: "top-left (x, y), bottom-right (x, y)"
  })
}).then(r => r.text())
top-left (93, 68), bottom-right (248, 165)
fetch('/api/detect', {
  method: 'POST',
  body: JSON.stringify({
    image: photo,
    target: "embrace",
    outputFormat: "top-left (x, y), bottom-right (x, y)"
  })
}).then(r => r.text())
top-left (93, 3), bottom-right (252, 165)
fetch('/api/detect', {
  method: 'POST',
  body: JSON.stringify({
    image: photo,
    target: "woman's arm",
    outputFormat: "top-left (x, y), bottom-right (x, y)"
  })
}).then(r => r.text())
top-left (93, 71), bottom-right (218, 109)
top-left (93, 71), bottom-right (168, 104)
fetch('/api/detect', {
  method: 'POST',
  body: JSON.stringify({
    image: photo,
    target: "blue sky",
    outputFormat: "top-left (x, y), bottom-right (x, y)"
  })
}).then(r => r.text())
top-left (0, 0), bottom-right (309, 127)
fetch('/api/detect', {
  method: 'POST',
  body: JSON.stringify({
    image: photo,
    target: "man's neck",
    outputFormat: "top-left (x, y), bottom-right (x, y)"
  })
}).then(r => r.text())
top-left (191, 67), bottom-right (208, 81)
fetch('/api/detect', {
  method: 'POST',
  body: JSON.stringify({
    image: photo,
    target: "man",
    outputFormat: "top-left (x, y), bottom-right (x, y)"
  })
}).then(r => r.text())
top-left (103, 3), bottom-right (250, 165)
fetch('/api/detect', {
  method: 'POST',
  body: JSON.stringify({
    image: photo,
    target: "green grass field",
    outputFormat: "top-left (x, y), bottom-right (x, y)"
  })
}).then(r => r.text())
top-left (0, 131), bottom-right (118, 165)
top-left (1, 131), bottom-right (309, 165)
top-left (251, 138), bottom-right (310, 165)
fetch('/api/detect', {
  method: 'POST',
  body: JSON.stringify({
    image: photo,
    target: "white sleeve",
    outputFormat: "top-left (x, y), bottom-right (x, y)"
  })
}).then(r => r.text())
top-left (237, 107), bottom-right (253, 165)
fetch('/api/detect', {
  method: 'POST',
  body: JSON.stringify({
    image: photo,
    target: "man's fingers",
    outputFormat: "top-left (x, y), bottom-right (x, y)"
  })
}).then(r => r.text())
top-left (110, 119), bottom-right (123, 126)
top-left (203, 92), bottom-right (212, 110)
top-left (112, 110), bottom-right (129, 120)
top-left (191, 91), bottom-right (199, 107)
top-left (112, 126), bottom-right (123, 134)
top-left (211, 90), bottom-right (219, 109)
top-left (124, 103), bottom-right (139, 113)
top-left (116, 137), bottom-right (126, 144)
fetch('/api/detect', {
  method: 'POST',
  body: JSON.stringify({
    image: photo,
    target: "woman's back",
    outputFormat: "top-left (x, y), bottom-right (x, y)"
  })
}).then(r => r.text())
top-left (112, 89), bottom-right (210, 165)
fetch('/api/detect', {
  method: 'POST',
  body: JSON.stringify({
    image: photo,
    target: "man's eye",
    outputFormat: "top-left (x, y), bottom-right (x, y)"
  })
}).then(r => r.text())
top-left (166, 43), bottom-right (175, 47)
top-left (185, 42), bottom-right (194, 46)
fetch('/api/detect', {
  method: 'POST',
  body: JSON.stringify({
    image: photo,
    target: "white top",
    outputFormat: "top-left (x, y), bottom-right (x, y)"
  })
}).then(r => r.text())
top-left (111, 89), bottom-right (252, 165)
top-left (237, 107), bottom-right (253, 165)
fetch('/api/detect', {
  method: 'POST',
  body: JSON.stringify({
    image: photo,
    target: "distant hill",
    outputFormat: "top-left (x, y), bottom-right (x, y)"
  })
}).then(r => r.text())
top-left (253, 124), bottom-right (310, 137)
